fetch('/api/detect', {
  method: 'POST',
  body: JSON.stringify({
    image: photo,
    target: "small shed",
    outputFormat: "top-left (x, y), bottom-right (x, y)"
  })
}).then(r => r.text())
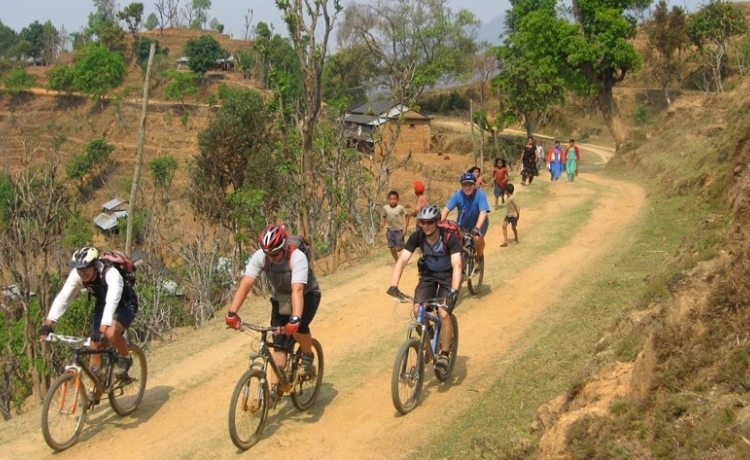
top-left (94, 198), bottom-right (129, 232)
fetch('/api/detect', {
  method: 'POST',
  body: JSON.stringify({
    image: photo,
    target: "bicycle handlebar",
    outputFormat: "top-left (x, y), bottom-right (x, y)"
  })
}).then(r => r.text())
top-left (387, 290), bottom-right (446, 308)
top-left (46, 333), bottom-right (91, 348)
top-left (238, 322), bottom-right (285, 334)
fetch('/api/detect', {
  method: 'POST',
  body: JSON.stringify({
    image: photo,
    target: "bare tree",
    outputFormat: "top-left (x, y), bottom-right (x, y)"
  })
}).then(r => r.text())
top-left (182, 2), bottom-right (196, 29)
top-left (177, 225), bottom-right (232, 326)
top-left (275, 0), bottom-right (342, 241)
top-left (0, 126), bottom-right (70, 406)
top-left (155, 0), bottom-right (169, 33)
top-left (243, 9), bottom-right (253, 40)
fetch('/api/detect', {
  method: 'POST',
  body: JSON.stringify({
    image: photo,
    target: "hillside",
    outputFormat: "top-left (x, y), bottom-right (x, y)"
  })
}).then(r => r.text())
top-left (2, 24), bottom-right (750, 460)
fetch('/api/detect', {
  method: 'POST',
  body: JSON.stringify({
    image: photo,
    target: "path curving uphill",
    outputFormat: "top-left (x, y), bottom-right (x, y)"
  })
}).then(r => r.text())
top-left (0, 142), bottom-right (644, 459)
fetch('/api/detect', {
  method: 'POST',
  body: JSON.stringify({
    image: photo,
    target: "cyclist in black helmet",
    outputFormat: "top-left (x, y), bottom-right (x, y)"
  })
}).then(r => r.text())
top-left (387, 205), bottom-right (462, 369)
top-left (39, 247), bottom-right (137, 379)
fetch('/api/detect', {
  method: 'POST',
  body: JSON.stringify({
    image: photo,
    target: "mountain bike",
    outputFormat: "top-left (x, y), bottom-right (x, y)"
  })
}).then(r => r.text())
top-left (228, 322), bottom-right (324, 450)
top-left (41, 333), bottom-right (147, 451)
top-left (462, 234), bottom-right (484, 294)
top-left (389, 290), bottom-right (459, 415)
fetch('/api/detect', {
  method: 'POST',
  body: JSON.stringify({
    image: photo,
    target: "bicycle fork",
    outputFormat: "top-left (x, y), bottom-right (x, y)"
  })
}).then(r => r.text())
top-left (59, 368), bottom-right (84, 415)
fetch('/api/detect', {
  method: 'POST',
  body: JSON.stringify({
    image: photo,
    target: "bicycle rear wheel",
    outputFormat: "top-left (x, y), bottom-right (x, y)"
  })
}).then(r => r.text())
top-left (391, 338), bottom-right (424, 415)
top-left (228, 369), bottom-right (268, 450)
top-left (467, 256), bottom-right (484, 295)
top-left (434, 314), bottom-right (459, 381)
top-left (108, 344), bottom-right (147, 416)
top-left (291, 338), bottom-right (324, 411)
top-left (41, 372), bottom-right (88, 451)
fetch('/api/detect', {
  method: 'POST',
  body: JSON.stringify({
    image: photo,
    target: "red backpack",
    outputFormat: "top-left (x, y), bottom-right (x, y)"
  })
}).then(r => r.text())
top-left (419, 220), bottom-right (463, 253)
top-left (98, 251), bottom-right (137, 288)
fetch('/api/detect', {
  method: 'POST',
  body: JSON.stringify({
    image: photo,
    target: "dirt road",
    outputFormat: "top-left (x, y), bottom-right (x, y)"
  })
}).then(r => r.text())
top-left (1, 141), bottom-right (643, 459)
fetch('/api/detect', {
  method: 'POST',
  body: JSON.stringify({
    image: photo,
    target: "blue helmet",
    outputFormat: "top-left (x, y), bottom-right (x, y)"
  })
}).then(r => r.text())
top-left (460, 172), bottom-right (476, 184)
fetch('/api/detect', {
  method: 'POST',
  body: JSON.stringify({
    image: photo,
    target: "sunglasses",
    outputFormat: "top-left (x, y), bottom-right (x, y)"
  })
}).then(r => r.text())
top-left (263, 249), bottom-right (284, 258)
top-left (418, 220), bottom-right (438, 226)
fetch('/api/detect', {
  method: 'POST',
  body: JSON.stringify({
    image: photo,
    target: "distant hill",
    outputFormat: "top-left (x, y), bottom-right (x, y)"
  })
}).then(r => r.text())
top-left (476, 14), bottom-right (505, 45)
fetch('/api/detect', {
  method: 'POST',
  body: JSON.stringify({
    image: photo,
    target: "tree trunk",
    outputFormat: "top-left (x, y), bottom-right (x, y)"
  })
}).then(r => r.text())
top-left (595, 81), bottom-right (627, 151)
top-left (301, 117), bottom-right (315, 241)
top-left (126, 43), bottom-right (155, 255)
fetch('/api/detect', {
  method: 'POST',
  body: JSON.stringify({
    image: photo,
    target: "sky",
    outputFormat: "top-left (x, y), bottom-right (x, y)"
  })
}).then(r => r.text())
top-left (1, 0), bottom-right (506, 40)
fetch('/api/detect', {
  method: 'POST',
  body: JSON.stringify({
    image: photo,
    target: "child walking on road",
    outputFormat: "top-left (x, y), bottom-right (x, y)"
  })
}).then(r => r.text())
top-left (381, 190), bottom-right (409, 262)
top-left (500, 184), bottom-right (520, 247)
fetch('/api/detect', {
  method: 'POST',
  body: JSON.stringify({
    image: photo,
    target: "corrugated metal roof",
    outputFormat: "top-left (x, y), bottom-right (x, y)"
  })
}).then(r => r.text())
top-left (94, 213), bottom-right (118, 231)
top-left (102, 198), bottom-right (125, 211)
top-left (113, 210), bottom-right (128, 219)
top-left (349, 100), bottom-right (397, 116)
top-left (344, 114), bottom-right (379, 125)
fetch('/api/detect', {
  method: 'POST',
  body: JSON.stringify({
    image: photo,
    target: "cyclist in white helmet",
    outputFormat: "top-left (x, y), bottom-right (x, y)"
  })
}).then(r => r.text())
top-left (388, 205), bottom-right (462, 369)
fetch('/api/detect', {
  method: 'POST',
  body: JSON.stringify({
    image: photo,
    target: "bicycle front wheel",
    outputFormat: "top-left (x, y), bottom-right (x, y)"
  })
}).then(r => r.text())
top-left (108, 344), bottom-right (147, 416)
top-left (291, 338), bottom-right (324, 411)
top-left (41, 372), bottom-right (88, 451)
top-left (434, 314), bottom-right (459, 381)
top-left (467, 256), bottom-right (484, 295)
top-left (391, 338), bottom-right (424, 415)
top-left (228, 369), bottom-right (268, 450)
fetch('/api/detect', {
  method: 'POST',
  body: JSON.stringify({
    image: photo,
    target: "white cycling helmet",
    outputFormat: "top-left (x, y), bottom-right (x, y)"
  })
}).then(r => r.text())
top-left (416, 205), bottom-right (441, 221)
top-left (69, 247), bottom-right (99, 269)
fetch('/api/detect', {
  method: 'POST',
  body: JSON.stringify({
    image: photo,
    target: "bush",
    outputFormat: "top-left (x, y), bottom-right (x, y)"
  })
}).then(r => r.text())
top-left (46, 65), bottom-right (76, 94)
top-left (1, 68), bottom-right (36, 95)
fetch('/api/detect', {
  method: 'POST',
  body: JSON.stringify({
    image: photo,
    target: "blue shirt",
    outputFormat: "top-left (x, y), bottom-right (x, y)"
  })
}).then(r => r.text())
top-left (445, 189), bottom-right (491, 229)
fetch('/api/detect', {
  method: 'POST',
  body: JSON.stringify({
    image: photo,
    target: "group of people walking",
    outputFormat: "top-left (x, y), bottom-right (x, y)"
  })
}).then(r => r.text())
top-left (520, 136), bottom-right (581, 183)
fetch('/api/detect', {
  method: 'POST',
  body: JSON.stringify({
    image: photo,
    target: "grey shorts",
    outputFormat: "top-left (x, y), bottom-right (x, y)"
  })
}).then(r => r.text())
top-left (386, 229), bottom-right (405, 248)
top-left (493, 183), bottom-right (505, 198)
top-left (90, 303), bottom-right (136, 339)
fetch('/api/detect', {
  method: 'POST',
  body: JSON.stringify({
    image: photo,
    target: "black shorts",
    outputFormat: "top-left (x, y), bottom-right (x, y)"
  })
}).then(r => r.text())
top-left (415, 270), bottom-right (455, 313)
top-left (90, 303), bottom-right (136, 339)
top-left (504, 216), bottom-right (518, 227)
top-left (271, 291), bottom-right (321, 350)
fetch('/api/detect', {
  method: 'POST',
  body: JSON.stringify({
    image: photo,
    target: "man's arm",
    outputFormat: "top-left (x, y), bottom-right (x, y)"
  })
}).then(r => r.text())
top-left (46, 270), bottom-right (84, 323)
top-left (100, 268), bottom-right (125, 328)
top-left (475, 210), bottom-right (488, 230)
top-left (450, 252), bottom-right (462, 290)
top-left (290, 282), bottom-right (305, 317)
top-left (228, 275), bottom-right (256, 315)
top-left (390, 248), bottom-right (414, 288)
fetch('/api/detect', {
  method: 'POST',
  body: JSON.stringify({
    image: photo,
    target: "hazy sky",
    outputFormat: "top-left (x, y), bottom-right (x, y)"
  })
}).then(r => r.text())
top-left (1, 0), bottom-right (508, 39)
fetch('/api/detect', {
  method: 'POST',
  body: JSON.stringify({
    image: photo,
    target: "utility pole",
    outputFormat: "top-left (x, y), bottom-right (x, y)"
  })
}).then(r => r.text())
top-left (126, 42), bottom-right (155, 255)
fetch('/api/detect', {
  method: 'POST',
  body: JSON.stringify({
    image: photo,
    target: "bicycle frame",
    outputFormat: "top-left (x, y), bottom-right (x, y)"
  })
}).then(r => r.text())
top-left (49, 334), bottom-right (120, 395)
top-left (242, 325), bottom-right (297, 395)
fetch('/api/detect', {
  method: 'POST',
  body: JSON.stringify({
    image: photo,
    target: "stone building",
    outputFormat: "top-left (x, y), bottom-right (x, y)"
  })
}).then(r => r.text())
top-left (343, 100), bottom-right (431, 157)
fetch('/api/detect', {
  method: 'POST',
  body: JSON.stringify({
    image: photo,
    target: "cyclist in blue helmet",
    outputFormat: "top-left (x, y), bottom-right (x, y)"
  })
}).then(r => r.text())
top-left (441, 172), bottom-right (491, 262)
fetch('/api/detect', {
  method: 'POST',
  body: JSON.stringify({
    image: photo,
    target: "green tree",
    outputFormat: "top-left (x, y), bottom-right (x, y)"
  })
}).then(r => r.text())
top-left (18, 21), bottom-right (44, 58)
top-left (39, 21), bottom-right (60, 64)
top-left (494, 1), bottom-right (571, 138)
top-left (189, 88), bottom-right (280, 256)
top-left (508, 0), bottom-right (642, 150)
top-left (148, 155), bottom-right (179, 201)
top-left (1, 69), bottom-right (36, 95)
top-left (209, 17), bottom-right (223, 33)
top-left (339, 0), bottom-right (479, 102)
top-left (118, 2), bottom-right (145, 35)
top-left (0, 20), bottom-right (18, 57)
top-left (644, 1), bottom-right (689, 105)
top-left (164, 70), bottom-right (199, 106)
top-left (192, 0), bottom-right (212, 30)
top-left (144, 12), bottom-right (159, 31)
top-left (72, 43), bottom-right (126, 103)
top-left (45, 65), bottom-right (77, 95)
top-left (66, 138), bottom-right (115, 189)
top-left (687, 0), bottom-right (748, 93)
top-left (322, 44), bottom-right (371, 108)
top-left (183, 34), bottom-right (226, 77)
